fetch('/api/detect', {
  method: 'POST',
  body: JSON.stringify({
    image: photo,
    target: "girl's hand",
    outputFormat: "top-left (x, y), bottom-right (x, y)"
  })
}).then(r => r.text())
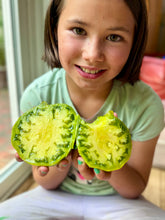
top-left (72, 148), bottom-right (112, 181)
top-left (15, 151), bottom-right (72, 177)
top-left (77, 157), bottom-right (111, 181)
top-left (15, 152), bottom-right (23, 162)
top-left (15, 152), bottom-right (49, 176)
top-left (35, 152), bottom-right (72, 177)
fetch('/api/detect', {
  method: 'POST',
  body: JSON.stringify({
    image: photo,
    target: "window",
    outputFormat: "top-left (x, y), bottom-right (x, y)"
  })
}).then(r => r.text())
top-left (0, 0), bottom-right (49, 201)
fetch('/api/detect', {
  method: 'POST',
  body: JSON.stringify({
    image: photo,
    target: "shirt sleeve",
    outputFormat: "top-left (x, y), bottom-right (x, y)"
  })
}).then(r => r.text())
top-left (20, 84), bottom-right (42, 114)
top-left (131, 94), bottom-right (164, 141)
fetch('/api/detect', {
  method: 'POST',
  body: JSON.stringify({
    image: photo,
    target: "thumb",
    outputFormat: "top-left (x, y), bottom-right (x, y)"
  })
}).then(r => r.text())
top-left (38, 166), bottom-right (49, 176)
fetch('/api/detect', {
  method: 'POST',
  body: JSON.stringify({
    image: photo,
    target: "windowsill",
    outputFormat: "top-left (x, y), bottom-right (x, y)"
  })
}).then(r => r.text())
top-left (0, 160), bottom-right (31, 202)
top-left (10, 174), bottom-right (38, 198)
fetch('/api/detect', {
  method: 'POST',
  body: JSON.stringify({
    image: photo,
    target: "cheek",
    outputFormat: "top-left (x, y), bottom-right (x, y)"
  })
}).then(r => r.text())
top-left (108, 46), bottom-right (131, 69)
top-left (58, 37), bottom-right (81, 64)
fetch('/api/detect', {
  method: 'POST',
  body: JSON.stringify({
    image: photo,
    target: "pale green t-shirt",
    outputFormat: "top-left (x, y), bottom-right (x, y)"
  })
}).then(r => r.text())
top-left (20, 68), bottom-right (164, 195)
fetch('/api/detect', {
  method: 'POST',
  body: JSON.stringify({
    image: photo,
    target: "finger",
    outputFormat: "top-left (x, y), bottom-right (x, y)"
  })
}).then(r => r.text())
top-left (72, 149), bottom-right (79, 169)
top-left (38, 166), bottom-right (49, 176)
top-left (56, 153), bottom-right (72, 170)
top-left (15, 152), bottom-right (23, 162)
top-left (77, 157), bottom-right (95, 180)
top-left (94, 168), bottom-right (111, 181)
top-left (56, 159), bottom-right (70, 170)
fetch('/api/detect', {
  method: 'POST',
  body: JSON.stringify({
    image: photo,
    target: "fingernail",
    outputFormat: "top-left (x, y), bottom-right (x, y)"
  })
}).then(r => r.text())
top-left (62, 164), bottom-right (68, 167)
top-left (41, 171), bottom-right (47, 175)
top-left (94, 168), bottom-right (100, 174)
top-left (78, 160), bottom-right (83, 165)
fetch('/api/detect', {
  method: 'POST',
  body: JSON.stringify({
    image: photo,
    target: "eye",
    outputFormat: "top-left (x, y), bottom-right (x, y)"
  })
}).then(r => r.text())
top-left (107, 34), bottom-right (122, 42)
top-left (72, 27), bottom-right (86, 36)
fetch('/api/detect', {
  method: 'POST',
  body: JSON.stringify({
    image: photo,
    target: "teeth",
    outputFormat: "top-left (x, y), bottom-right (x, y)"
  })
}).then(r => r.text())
top-left (81, 67), bottom-right (100, 74)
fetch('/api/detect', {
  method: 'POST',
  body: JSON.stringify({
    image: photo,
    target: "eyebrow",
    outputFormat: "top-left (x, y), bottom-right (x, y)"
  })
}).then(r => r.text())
top-left (67, 19), bottom-right (131, 33)
top-left (67, 19), bottom-right (89, 27)
top-left (107, 27), bottom-right (130, 33)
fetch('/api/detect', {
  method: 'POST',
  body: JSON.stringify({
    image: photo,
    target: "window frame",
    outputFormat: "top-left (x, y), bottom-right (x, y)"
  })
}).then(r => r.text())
top-left (0, 0), bottom-right (31, 202)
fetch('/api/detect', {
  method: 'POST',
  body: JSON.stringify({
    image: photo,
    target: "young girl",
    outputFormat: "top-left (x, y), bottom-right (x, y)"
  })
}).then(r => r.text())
top-left (0, 0), bottom-right (165, 219)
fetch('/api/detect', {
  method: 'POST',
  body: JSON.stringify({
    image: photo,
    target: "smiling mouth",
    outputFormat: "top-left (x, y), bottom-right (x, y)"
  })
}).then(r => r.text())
top-left (77, 65), bottom-right (104, 74)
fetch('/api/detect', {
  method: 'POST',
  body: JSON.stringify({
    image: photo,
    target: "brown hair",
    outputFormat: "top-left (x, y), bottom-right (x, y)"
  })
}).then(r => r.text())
top-left (43, 0), bottom-right (64, 67)
top-left (43, 0), bottom-right (148, 85)
top-left (116, 0), bottom-right (148, 84)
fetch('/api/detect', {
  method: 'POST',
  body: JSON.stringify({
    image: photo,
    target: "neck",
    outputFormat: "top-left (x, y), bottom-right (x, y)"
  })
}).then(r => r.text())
top-left (66, 75), bottom-right (113, 119)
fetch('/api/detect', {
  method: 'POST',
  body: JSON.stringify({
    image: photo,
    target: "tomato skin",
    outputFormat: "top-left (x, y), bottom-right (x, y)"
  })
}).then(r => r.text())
top-left (11, 102), bottom-right (79, 166)
top-left (77, 111), bottom-right (132, 171)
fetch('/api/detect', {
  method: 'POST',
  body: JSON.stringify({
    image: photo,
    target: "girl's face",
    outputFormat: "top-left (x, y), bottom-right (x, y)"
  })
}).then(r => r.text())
top-left (57, 0), bottom-right (135, 91)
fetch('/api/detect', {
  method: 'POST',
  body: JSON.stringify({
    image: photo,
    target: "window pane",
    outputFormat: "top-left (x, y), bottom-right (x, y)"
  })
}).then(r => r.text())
top-left (0, 87), bottom-right (15, 173)
top-left (0, 0), bottom-right (31, 201)
top-left (0, 0), bottom-right (15, 173)
top-left (0, 0), bottom-right (49, 201)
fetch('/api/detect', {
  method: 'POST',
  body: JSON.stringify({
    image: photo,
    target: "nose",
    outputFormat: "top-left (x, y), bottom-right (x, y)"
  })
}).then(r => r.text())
top-left (82, 38), bottom-right (104, 63)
